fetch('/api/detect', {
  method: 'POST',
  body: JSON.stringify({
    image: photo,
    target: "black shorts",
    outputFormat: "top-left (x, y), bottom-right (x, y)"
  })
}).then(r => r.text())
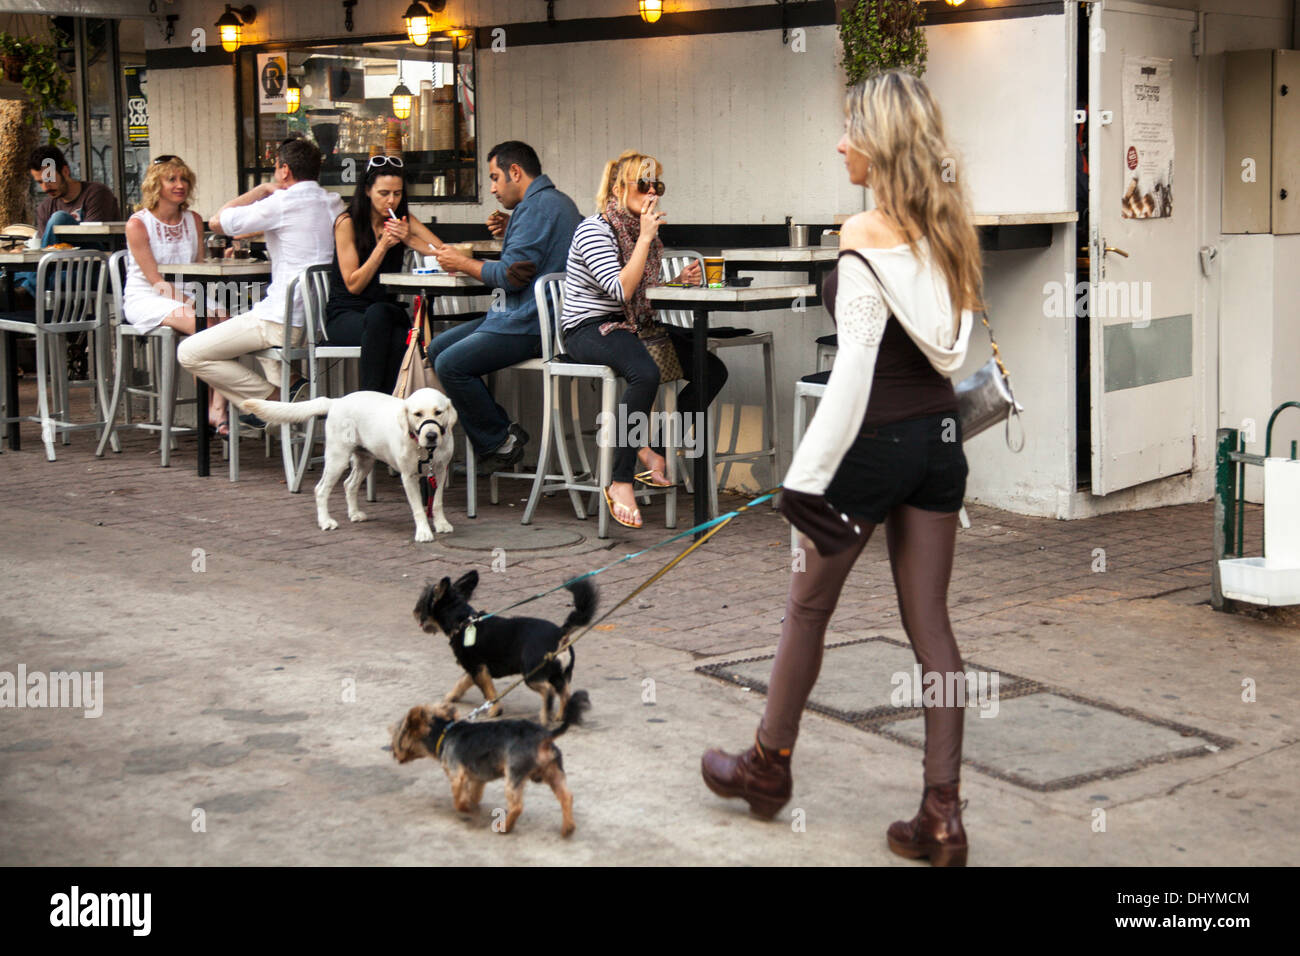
top-left (824, 412), bottom-right (967, 524)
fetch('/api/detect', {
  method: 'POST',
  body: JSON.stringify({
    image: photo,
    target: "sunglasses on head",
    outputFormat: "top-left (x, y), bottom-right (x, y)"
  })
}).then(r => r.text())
top-left (367, 155), bottom-right (405, 171)
top-left (635, 178), bottom-right (666, 196)
top-left (152, 155), bottom-right (181, 165)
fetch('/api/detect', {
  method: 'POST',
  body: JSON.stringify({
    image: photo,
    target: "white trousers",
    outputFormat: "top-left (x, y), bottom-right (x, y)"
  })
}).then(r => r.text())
top-left (177, 313), bottom-right (302, 409)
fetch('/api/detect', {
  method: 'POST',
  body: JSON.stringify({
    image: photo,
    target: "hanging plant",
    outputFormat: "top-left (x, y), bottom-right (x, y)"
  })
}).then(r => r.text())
top-left (838, 0), bottom-right (928, 85)
top-left (0, 32), bottom-right (75, 146)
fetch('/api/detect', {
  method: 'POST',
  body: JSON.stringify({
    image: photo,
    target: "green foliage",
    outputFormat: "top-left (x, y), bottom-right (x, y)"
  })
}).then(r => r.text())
top-left (839, 0), bottom-right (928, 85)
top-left (0, 32), bottom-right (75, 146)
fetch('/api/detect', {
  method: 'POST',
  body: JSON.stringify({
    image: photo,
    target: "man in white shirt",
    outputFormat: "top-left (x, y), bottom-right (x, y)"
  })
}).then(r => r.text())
top-left (178, 135), bottom-right (343, 415)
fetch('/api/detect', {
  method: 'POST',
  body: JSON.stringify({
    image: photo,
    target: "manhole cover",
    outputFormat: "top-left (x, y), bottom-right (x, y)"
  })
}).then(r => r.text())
top-left (697, 637), bottom-right (1234, 791)
top-left (698, 637), bottom-right (1038, 723)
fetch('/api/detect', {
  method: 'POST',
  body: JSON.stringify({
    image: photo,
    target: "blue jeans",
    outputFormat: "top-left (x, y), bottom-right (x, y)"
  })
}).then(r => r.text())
top-left (15, 212), bottom-right (79, 297)
top-left (427, 317), bottom-right (541, 455)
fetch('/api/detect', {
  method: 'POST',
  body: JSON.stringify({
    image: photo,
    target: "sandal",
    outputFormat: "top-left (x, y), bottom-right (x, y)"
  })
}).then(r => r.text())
top-left (634, 469), bottom-right (673, 488)
top-left (603, 486), bottom-right (642, 529)
top-left (208, 419), bottom-right (230, 439)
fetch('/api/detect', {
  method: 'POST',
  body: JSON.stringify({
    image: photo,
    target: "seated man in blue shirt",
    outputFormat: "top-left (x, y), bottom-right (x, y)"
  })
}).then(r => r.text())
top-left (428, 141), bottom-right (581, 472)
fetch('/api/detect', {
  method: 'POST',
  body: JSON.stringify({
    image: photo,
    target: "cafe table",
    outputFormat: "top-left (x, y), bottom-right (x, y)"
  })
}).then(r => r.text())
top-left (719, 245), bottom-right (838, 286)
top-left (379, 271), bottom-right (493, 321)
top-left (463, 239), bottom-right (502, 258)
top-left (645, 282), bottom-right (819, 536)
top-left (0, 249), bottom-right (48, 451)
top-left (157, 259), bottom-right (272, 476)
top-left (53, 221), bottom-right (128, 251)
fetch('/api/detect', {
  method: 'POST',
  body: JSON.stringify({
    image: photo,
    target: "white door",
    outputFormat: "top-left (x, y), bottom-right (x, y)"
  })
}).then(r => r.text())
top-left (1087, 0), bottom-right (1200, 495)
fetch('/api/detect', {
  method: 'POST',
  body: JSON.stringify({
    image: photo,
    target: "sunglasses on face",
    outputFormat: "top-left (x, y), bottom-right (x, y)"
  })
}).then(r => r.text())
top-left (367, 155), bottom-right (405, 171)
top-left (635, 178), bottom-right (666, 196)
top-left (152, 155), bottom-right (181, 165)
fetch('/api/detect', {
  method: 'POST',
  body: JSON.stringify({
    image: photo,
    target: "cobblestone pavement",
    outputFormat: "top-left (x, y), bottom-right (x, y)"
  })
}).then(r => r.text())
top-left (0, 394), bottom-right (1280, 658)
top-left (4, 391), bottom-right (1297, 867)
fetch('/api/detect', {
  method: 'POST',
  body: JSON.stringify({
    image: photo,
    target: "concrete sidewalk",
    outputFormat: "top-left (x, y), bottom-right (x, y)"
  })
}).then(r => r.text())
top-left (1, 501), bottom-right (1296, 865)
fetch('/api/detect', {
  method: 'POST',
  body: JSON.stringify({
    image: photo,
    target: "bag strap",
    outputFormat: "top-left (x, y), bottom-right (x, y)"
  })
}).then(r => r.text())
top-left (412, 295), bottom-right (432, 348)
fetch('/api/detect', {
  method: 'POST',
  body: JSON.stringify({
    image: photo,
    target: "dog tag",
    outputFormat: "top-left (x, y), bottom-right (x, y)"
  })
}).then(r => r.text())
top-left (463, 624), bottom-right (477, 647)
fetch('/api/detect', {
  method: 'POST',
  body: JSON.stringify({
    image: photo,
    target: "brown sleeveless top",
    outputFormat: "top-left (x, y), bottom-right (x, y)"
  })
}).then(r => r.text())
top-left (821, 251), bottom-right (957, 427)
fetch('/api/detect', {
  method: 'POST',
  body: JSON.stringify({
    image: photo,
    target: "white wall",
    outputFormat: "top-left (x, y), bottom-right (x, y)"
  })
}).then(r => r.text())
top-left (924, 15), bottom-right (1073, 215)
top-left (146, 2), bottom-right (1072, 222)
top-left (463, 24), bottom-right (861, 225)
top-left (1220, 234), bottom-right (1300, 503)
top-left (1207, 7), bottom-right (1299, 505)
top-left (145, 66), bottom-right (238, 220)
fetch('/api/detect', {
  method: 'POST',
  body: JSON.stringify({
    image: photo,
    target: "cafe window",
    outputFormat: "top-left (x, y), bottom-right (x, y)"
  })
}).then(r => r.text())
top-left (235, 37), bottom-right (477, 202)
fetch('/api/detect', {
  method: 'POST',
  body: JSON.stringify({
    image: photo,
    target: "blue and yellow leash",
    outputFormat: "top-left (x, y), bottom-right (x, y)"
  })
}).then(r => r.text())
top-left (457, 487), bottom-right (780, 722)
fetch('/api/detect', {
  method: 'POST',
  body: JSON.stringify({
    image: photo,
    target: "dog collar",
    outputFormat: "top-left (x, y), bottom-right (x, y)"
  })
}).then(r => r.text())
top-left (450, 613), bottom-right (481, 640)
top-left (433, 725), bottom-right (450, 758)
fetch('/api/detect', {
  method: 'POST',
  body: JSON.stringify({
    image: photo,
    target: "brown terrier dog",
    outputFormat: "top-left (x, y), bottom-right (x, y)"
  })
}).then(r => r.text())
top-left (389, 691), bottom-right (590, 836)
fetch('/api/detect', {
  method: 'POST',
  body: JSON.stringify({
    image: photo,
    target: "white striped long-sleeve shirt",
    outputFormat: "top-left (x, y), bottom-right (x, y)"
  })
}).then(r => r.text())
top-left (560, 214), bottom-right (628, 330)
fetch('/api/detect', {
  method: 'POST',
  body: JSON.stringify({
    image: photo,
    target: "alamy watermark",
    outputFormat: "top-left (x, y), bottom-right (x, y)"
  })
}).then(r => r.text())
top-left (1043, 279), bottom-right (1152, 327)
top-left (0, 665), bottom-right (103, 718)
top-left (596, 406), bottom-right (708, 459)
top-left (890, 664), bottom-right (1000, 718)
top-left (49, 886), bottom-right (150, 935)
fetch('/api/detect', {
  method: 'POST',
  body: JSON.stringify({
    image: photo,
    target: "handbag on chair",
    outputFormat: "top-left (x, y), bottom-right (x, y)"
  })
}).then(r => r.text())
top-left (637, 321), bottom-right (684, 384)
top-left (393, 295), bottom-right (443, 398)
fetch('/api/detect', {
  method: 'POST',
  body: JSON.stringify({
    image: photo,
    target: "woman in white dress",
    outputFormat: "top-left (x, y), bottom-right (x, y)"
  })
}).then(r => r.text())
top-left (123, 155), bottom-right (228, 433)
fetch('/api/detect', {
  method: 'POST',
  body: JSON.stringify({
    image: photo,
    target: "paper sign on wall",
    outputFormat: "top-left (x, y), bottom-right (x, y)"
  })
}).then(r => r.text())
top-left (1120, 56), bottom-right (1174, 219)
top-left (257, 53), bottom-right (288, 114)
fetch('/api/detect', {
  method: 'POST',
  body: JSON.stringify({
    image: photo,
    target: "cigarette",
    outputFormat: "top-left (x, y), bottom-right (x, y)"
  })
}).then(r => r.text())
top-left (387, 209), bottom-right (399, 221)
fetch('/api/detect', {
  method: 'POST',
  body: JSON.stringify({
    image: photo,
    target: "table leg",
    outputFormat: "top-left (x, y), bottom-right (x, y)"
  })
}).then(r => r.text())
top-left (693, 307), bottom-right (709, 537)
top-left (195, 298), bottom-right (209, 477)
top-left (3, 270), bottom-right (20, 450)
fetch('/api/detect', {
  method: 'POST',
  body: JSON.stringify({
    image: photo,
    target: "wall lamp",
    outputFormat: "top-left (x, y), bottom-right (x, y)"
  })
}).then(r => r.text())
top-left (404, 0), bottom-right (447, 46)
top-left (215, 4), bottom-right (256, 53)
top-left (639, 1), bottom-right (663, 24)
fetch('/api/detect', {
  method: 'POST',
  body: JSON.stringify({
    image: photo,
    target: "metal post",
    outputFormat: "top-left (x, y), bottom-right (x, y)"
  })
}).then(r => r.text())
top-left (1213, 427), bottom-right (1237, 610)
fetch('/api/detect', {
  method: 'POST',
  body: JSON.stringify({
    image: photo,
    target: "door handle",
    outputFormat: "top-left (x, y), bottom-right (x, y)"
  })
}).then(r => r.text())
top-left (1104, 246), bottom-right (1130, 257)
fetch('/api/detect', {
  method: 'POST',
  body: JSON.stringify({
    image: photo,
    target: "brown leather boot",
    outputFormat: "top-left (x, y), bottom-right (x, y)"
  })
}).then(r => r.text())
top-left (886, 783), bottom-right (968, 867)
top-left (701, 736), bottom-right (792, 819)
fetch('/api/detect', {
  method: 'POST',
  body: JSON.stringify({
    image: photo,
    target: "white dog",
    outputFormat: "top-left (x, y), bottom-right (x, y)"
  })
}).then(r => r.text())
top-left (243, 388), bottom-right (457, 542)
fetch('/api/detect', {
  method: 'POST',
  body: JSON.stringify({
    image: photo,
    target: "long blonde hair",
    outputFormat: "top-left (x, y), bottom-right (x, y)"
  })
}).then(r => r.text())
top-left (136, 157), bottom-right (197, 214)
top-left (595, 150), bottom-right (662, 213)
top-left (844, 71), bottom-right (983, 315)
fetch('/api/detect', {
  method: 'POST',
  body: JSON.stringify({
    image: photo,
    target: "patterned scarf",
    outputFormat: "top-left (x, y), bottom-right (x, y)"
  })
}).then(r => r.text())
top-left (598, 196), bottom-right (663, 336)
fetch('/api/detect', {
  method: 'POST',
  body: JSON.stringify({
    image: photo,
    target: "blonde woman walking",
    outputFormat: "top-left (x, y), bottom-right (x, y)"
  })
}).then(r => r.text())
top-left (702, 71), bottom-right (983, 866)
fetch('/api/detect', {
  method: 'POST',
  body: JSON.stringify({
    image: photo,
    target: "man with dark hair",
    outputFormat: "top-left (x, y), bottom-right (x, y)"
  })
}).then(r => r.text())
top-left (178, 136), bottom-right (342, 419)
top-left (27, 145), bottom-right (120, 235)
top-left (486, 141), bottom-right (542, 180)
top-left (16, 146), bottom-right (121, 297)
top-left (274, 135), bottom-right (323, 183)
top-left (427, 141), bottom-right (581, 470)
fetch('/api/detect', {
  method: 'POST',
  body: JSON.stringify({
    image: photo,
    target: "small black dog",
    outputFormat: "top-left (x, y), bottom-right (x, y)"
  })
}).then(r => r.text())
top-left (390, 691), bottom-right (591, 836)
top-left (413, 571), bottom-right (597, 724)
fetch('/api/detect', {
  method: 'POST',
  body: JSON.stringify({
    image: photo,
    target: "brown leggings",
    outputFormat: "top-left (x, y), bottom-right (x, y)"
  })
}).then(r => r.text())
top-left (759, 504), bottom-right (964, 786)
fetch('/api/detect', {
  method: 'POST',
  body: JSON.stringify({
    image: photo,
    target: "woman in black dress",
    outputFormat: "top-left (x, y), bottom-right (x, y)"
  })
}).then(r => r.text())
top-left (327, 156), bottom-right (445, 393)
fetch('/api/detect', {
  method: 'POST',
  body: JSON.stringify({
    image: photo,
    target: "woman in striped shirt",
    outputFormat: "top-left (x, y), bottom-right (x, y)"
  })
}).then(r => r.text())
top-left (560, 150), bottom-right (726, 530)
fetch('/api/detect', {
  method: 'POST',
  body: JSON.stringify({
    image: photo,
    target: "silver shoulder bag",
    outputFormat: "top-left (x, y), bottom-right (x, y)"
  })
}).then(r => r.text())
top-left (856, 254), bottom-right (1024, 451)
